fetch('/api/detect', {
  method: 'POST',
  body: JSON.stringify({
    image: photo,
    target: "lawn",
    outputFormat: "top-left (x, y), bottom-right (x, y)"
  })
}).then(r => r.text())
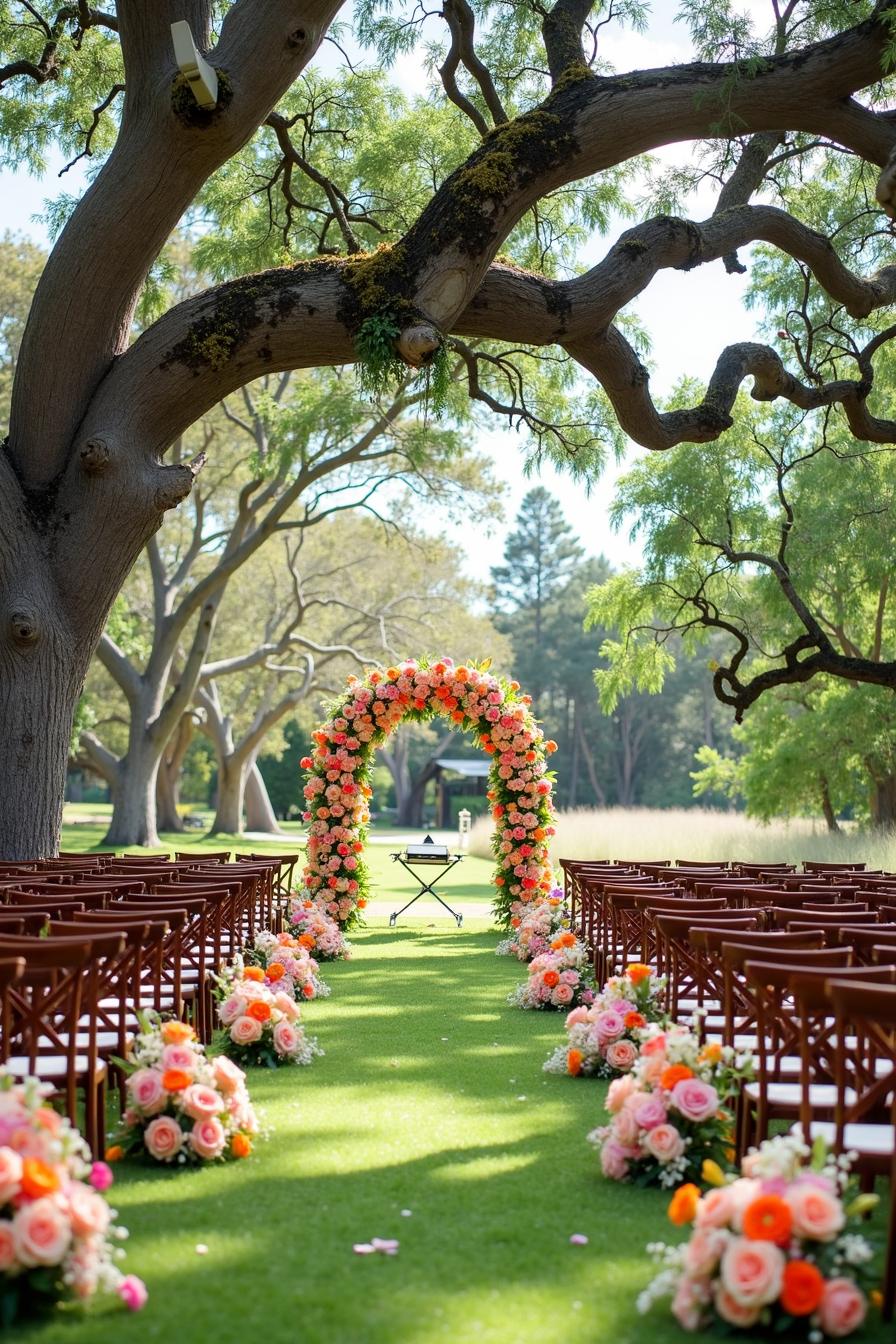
top-left (18, 920), bottom-right (893, 1344)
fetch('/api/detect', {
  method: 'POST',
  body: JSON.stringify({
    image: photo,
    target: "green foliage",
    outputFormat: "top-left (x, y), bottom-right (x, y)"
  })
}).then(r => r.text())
top-left (354, 310), bottom-right (405, 400)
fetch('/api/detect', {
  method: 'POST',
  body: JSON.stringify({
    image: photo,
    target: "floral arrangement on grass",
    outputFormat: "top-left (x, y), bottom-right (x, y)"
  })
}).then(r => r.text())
top-left (115, 1014), bottom-right (259, 1163)
top-left (0, 1071), bottom-right (146, 1323)
top-left (496, 887), bottom-right (567, 961)
top-left (507, 933), bottom-right (596, 1010)
top-left (638, 1135), bottom-right (879, 1338)
top-left (244, 931), bottom-right (331, 1001)
top-left (215, 966), bottom-right (323, 1069)
top-left (588, 1023), bottom-right (753, 1187)
top-left (544, 962), bottom-right (668, 1077)
top-left (299, 658), bottom-right (557, 928)
top-left (287, 897), bottom-right (353, 960)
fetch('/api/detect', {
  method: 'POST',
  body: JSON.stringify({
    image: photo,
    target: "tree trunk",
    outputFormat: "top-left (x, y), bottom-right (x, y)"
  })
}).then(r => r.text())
top-left (210, 757), bottom-right (245, 835)
top-left (245, 759), bottom-right (283, 834)
top-left (155, 713), bottom-right (196, 833)
top-left (568, 697), bottom-right (580, 807)
top-left (102, 735), bottom-right (164, 847)
top-left (0, 647), bottom-right (82, 858)
top-left (819, 775), bottom-right (840, 833)
top-left (869, 772), bottom-right (896, 828)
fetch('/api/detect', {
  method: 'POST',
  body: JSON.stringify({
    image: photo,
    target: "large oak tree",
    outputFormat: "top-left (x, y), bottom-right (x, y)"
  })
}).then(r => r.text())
top-left (4, 1), bottom-right (896, 856)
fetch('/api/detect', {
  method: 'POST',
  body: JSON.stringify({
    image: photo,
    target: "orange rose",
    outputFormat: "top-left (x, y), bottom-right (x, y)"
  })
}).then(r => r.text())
top-left (567, 1049), bottom-right (584, 1076)
top-left (161, 1069), bottom-right (192, 1092)
top-left (243, 966), bottom-right (265, 982)
top-left (21, 1158), bottom-right (61, 1199)
top-left (533, 828), bottom-right (546, 841)
top-left (660, 1064), bottom-right (694, 1091)
top-left (298, 934), bottom-right (316, 949)
top-left (667, 1183), bottom-right (700, 1227)
top-left (626, 963), bottom-right (652, 984)
top-left (247, 1000), bottom-right (272, 1023)
top-left (161, 1020), bottom-right (194, 1045)
top-left (266, 963), bottom-right (286, 982)
top-left (104, 1146), bottom-right (124, 1163)
top-left (780, 1260), bottom-right (824, 1316)
top-left (542, 970), bottom-right (560, 988)
top-left (742, 1194), bottom-right (793, 1246)
top-left (699, 1042), bottom-right (723, 1064)
top-left (231, 1134), bottom-right (252, 1159)
top-left (558, 932), bottom-right (576, 947)
top-left (357, 898), bottom-right (367, 909)
top-left (624, 1011), bottom-right (646, 1030)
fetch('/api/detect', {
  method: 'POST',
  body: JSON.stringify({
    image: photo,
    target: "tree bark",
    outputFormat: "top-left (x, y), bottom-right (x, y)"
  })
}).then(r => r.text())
top-left (245, 757), bottom-right (283, 834)
top-left (869, 772), bottom-right (896, 828)
top-left (155, 712), bottom-right (197, 833)
top-left (819, 775), bottom-right (840, 833)
top-left (211, 756), bottom-right (245, 836)
top-left (102, 726), bottom-right (165, 847)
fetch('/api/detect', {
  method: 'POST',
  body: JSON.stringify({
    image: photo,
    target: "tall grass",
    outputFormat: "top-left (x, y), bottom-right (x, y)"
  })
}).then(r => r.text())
top-left (469, 806), bottom-right (896, 868)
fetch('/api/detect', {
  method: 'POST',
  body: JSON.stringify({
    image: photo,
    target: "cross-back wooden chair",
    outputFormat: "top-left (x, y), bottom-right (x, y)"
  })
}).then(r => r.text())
top-left (652, 913), bottom-right (762, 1023)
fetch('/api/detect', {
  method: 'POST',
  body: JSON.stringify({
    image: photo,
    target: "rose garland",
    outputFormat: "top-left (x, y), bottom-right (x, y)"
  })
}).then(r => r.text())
top-left (299, 658), bottom-right (557, 928)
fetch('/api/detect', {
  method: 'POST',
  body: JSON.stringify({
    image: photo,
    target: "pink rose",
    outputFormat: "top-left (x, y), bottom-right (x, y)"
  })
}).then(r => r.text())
top-left (12, 1197), bottom-right (72, 1266)
top-left (720, 1236), bottom-right (784, 1307)
top-left (565, 1007), bottom-right (589, 1029)
top-left (641, 1055), bottom-right (667, 1086)
top-left (684, 1226), bottom-right (729, 1277)
top-left (190, 1117), bottom-right (226, 1160)
top-left (89, 1161), bottom-right (113, 1192)
top-left (633, 1095), bottom-right (668, 1131)
top-left (273, 1020), bottom-right (300, 1056)
top-left (606, 1075), bottom-right (637, 1114)
top-left (67, 1183), bottom-right (110, 1237)
top-left (182, 1085), bottom-right (225, 1122)
top-left (672, 1274), bottom-right (705, 1330)
top-left (643, 1122), bottom-right (685, 1163)
top-left (551, 984), bottom-right (574, 1005)
top-left (604, 1039), bottom-right (638, 1072)
top-left (117, 1274), bottom-right (149, 1312)
top-left (0, 1146), bottom-right (23, 1203)
top-left (600, 1138), bottom-right (633, 1180)
top-left (218, 994), bottom-right (245, 1026)
top-left (641, 1033), bottom-right (667, 1055)
top-left (161, 1044), bottom-right (196, 1072)
top-left (612, 1107), bottom-right (641, 1146)
top-left (144, 1115), bottom-right (184, 1162)
top-left (595, 1010), bottom-right (626, 1043)
top-left (0, 1220), bottom-right (15, 1271)
top-left (818, 1278), bottom-right (867, 1337)
top-left (695, 1186), bottom-right (735, 1230)
top-left (127, 1068), bottom-right (166, 1117)
top-left (785, 1179), bottom-right (845, 1242)
top-left (212, 1056), bottom-right (245, 1096)
top-left (274, 991), bottom-right (301, 1022)
top-left (671, 1078), bottom-right (720, 1123)
top-left (713, 1284), bottom-right (761, 1328)
top-left (230, 1016), bottom-right (263, 1046)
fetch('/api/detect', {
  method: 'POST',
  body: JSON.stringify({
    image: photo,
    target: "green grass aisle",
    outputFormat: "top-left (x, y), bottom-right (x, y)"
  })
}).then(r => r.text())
top-left (22, 920), bottom-right (893, 1344)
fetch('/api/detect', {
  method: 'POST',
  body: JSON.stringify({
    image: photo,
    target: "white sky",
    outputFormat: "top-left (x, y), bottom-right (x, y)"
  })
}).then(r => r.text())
top-left (0, 2), bottom-right (769, 576)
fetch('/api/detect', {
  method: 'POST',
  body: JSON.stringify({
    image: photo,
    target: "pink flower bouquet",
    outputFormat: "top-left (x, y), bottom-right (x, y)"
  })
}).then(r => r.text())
top-left (588, 1024), bottom-right (753, 1187)
top-left (507, 934), bottom-right (596, 1010)
top-left (244, 931), bottom-right (331, 1002)
top-left (638, 1135), bottom-right (879, 1339)
top-left (215, 967), bottom-right (323, 1069)
top-left (496, 888), bottom-right (568, 961)
top-left (544, 963), bottom-right (667, 1078)
top-left (287, 898), bottom-right (352, 960)
top-left (0, 1070), bottom-right (146, 1323)
top-left (115, 1014), bottom-right (260, 1163)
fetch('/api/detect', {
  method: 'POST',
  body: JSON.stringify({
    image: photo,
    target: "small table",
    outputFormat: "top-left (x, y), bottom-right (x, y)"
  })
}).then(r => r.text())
top-left (388, 840), bottom-right (465, 927)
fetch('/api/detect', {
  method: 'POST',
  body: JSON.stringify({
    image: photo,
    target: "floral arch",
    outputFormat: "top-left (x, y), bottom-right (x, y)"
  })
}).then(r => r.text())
top-left (299, 658), bottom-right (557, 930)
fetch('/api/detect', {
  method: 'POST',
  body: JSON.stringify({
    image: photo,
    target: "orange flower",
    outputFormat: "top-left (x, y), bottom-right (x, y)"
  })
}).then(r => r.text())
top-left (660, 1064), bottom-right (694, 1091)
top-left (567, 1049), bottom-right (584, 1076)
top-left (558, 932), bottom-right (576, 948)
top-left (543, 970), bottom-right (560, 988)
top-left (742, 1194), bottom-right (793, 1246)
top-left (21, 1158), bottom-right (61, 1199)
top-left (302, 983), bottom-right (315, 998)
top-left (104, 1145), bottom-right (124, 1163)
top-left (231, 1134), bottom-right (252, 1159)
top-left (243, 966), bottom-right (265, 982)
top-left (357, 898), bottom-right (367, 909)
top-left (545, 740), bottom-right (558, 753)
top-left (298, 934), bottom-right (316, 949)
top-left (266, 963), bottom-right (286, 982)
top-left (780, 1260), bottom-right (824, 1316)
top-left (626, 963), bottom-right (652, 984)
top-left (667, 1183), bottom-right (700, 1227)
top-left (247, 1000), bottom-right (272, 1023)
top-left (699, 1042), bottom-right (723, 1064)
top-left (161, 1020), bottom-right (194, 1045)
top-left (533, 827), bottom-right (546, 841)
top-left (161, 1069), bottom-right (192, 1092)
top-left (624, 1011), bottom-right (646, 1030)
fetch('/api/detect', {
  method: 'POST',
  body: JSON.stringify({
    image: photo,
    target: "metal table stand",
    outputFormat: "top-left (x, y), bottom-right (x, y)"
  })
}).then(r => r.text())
top-left (388, 850), bottom-right (465, 927)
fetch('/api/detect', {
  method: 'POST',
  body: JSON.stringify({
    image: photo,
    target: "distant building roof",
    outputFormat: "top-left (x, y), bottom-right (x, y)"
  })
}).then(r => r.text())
top-left (434, 758), bottom-right (491, 778)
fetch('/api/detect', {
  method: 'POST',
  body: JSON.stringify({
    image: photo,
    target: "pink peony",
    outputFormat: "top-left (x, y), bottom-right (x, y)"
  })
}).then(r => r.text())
top-left (67, 1183), bottom-right (110, 1237)
top-left (272, 1020), bottom-right (300, 1056)
top-left (600, 1138), bottom-right (633, 1180)
top-left (719, 1236), bottom-right (784, 1307)
top-left (633, 1095), bottom-right (668, 1131)
top-left (230, 1015), bottom-right (263, 1046)
top-left (181, 1085), bottom-right (225, 1122)
top-left (0, 1220), bottom-right (16, 1271)
top-left (643, 1122), bottom-right (685, 1163)
top-left (117, 1274), bottom-right (149, 1312)
top-left (604, 1039), bottom-right (638, 1072)
top-left (713, 1283), bottom-right (761, 1328)
top-left (127, 1068), bottom-right (167, 1117)
top-left (12, 1197), bottom-right (72, 1266)
top-left (671, 1077), bottom-right (720, 1123)
top-left (612, 1107), bottom-right (641, 1146)
top-left (144, 1115), bottom-right (184, 1162)
top-left (684, 1225), bottom-right (729, 1277)
top-left (785, 1179), bottom-right (845, 1242)
top-left (190, 1117), bottom-right (226, 1160)
top-left (606, 1074), bottom-right (637, 1114)
top-left (212, 1055), bottom-right (245, 1096)
top-left (818, 1277), bottom-right (867, 1337)
top-left (89, 1160), bottom-right (113, 1192)
top-left (218, 994), bottom-right (245, 1026)
top-left (0, 1146), bottom-right (23, 1203)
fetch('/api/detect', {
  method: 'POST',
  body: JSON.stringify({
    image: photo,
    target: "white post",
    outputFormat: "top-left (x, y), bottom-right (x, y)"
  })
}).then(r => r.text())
top-left (458, 808), bottom-right (471, 852)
